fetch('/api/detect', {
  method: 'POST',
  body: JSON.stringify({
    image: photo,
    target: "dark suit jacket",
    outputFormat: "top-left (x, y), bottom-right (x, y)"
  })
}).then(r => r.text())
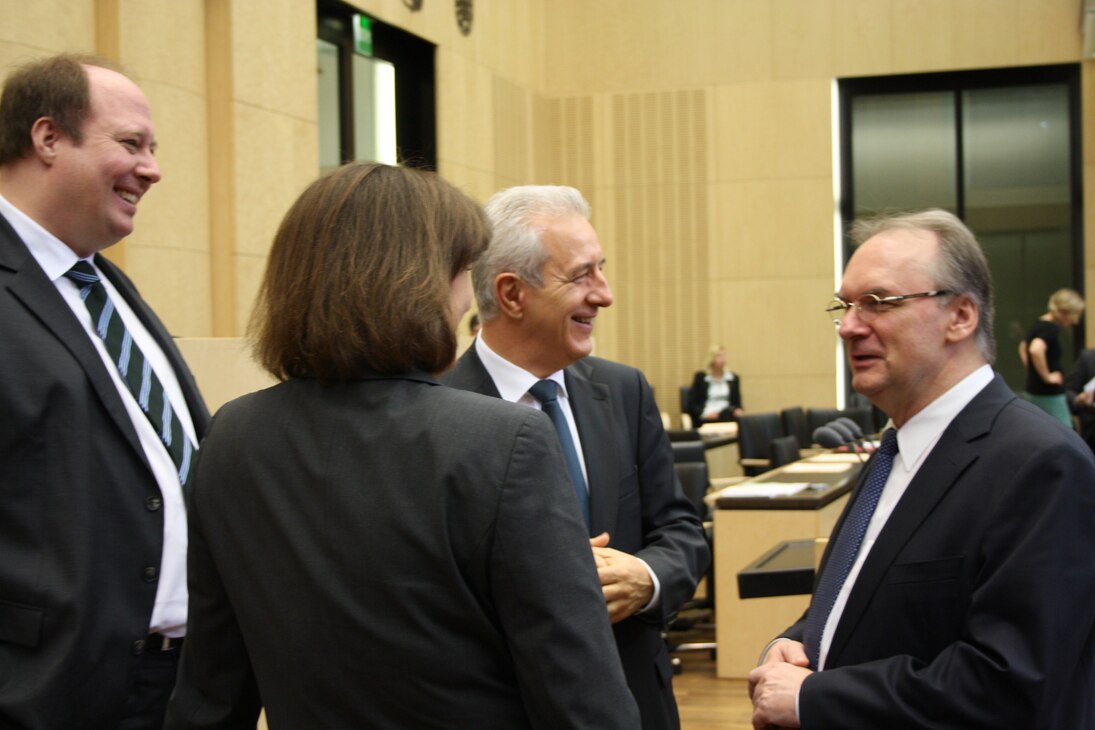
top-left (443, 348), bottom-right (710, 730)
top-left (686, 370), bottom-right (741, 426)
top-left (0, 214), bottom-right (209, 728)
top-left (165, 374), bottom-right (638, 729)
top-left (1066, 348), bottom-right (1095, 454)
top-left (781, 374), bottom-right (1095, 729)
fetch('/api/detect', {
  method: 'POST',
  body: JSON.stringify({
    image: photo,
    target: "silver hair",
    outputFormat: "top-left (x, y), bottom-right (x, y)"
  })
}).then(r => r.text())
top-left (850, 208), bottom-right (996, 363)
top-left (474, 185), bottom-right (592, 320)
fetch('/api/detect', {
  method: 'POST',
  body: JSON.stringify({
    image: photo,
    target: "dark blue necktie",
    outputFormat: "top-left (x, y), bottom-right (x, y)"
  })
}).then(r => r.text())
top-left (529, 379), bottom-right (591, 530)
top-left (803, 428), bottom-right (899, 669)
top-left (65, 261), bottom-right (196, 488)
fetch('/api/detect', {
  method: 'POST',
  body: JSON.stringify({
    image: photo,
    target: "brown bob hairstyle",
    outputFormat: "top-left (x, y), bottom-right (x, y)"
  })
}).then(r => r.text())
top-left (250, 162), bottom-right (490, 380)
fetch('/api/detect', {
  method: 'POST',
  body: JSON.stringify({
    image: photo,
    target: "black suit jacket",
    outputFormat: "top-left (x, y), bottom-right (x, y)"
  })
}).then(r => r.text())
top-left (781, 375), bottom-right (1095, 729)
top-left (443, 348), bottom-right (710, 730)
top-left (165, 374), bottom-right (639, 729)
top-left (1066, 348), bottom-right (1095, 454)
top-left (0, 214), bottom-right (209, 728)
top-left (686, 370), bottom-right (741, 426)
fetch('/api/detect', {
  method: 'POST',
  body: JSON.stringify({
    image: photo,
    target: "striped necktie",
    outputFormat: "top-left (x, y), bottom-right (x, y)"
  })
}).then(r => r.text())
top-left (803, 427), bottom-right (899, 669)
top-left (65, 261), bottom-right (195, 488)
top-left (529, 379), bottom-right (591, 530)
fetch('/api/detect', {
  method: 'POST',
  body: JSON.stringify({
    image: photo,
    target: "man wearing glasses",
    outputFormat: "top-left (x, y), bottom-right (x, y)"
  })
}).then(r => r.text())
top-left (749, 209), bottom-right (1095, 728)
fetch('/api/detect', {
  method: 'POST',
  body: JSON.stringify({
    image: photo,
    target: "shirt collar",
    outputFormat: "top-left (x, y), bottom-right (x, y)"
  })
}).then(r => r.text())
top-left (891, 364), bottom-right (994, 471)
top-left (0, 192), bottom-right (83, 281)
top-left (474, 333), bottom-right (568, 404)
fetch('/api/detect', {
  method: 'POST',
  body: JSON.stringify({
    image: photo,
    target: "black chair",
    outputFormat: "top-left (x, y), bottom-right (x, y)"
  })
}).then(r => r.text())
top-left (736, 412), bottom-right (784, 476)
top-left (667, 428), bottom-right (703, 444)
top-left (666, 458), bottom-right (716, 669)
top-left (671, 440), bottom-right (706, 464)
top-left (808, 406), bottom-right (875, 441)
top-left (805, 407), bottom-right (843, 436)
top-left (780, 407), bottom-right (810, 450)
top-left (768, 435), bottom-right (801, 468)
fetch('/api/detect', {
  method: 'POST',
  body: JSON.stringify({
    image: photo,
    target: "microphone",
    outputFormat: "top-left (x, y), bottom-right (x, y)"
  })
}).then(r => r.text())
top-left (835, 417), bottom-right (864, 441)
top-left (826, 420), bottom-right (855, 444)
top-left (812, 426), bottom-right (846, 449)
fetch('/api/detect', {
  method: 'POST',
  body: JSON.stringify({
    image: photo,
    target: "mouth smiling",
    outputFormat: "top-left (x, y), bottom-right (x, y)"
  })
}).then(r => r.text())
top-left (115, 188), bottom-right (139, 206)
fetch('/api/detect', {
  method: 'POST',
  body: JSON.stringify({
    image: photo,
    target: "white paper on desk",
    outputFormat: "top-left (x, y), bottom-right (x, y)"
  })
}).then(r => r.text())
top-left (806, 453), bottom-right (862, 463)
top-left (1084, 375), bottom-right (1095, 397)
top-left (781, 462), bottom-right (852, 474)
top-left (718, 482), bottom-right (814, 498)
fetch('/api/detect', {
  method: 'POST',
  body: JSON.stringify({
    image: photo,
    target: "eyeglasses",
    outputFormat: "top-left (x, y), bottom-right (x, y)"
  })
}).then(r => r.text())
top-left (825, 290), bottom-right (952, 325)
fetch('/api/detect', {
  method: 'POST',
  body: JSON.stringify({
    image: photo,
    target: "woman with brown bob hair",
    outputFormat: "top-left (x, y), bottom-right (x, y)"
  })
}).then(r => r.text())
top-left (166, 163), bottom-right (637, 729)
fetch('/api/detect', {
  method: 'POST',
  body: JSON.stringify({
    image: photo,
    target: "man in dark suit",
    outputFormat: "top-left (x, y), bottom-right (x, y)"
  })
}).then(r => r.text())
top-left (0, 55), bottom-right (209, 728)
top-left (442, 185), bottom-right (709, 730)
top-left (749, 209), bottom-right (1095, 728)
top-left (1066, 348), bottom-right (1095, 455)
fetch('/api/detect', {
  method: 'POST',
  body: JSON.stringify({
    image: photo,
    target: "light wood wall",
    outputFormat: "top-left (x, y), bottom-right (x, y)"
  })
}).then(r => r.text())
top-left (0, 0), bottom-right (1090, 418)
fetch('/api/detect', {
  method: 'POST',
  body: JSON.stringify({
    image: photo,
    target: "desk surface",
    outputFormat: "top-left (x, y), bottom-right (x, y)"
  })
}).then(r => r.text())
top-left (715, 453), bottom-right (863, 510)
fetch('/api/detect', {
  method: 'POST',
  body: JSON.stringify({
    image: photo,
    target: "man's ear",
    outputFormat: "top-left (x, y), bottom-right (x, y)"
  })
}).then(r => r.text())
top-left (30, 117), bottom-right (62, 165)
top-left (495, 273), bottom-right (525, 320)
top-left (945, 294), bottom-right (979, 344)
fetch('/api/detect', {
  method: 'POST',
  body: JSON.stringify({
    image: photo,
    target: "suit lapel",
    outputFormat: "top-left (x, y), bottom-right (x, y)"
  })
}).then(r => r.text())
top-left (0, 221), bottom-right (152, 468)
top-left (446, 345), bottom-right (503, 398)
top-left (826, 378), bottom-right (1008, 664)
top-left (565, 360), bottom-right (618, 537)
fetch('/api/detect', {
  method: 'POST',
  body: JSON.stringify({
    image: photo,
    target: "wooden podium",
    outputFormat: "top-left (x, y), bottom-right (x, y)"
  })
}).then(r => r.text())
top-left (712, 453), bottom-right (862, 678)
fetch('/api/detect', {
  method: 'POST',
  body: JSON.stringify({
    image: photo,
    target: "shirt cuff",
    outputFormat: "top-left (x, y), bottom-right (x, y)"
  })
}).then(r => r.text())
top-left (635, 557), bottom-right (661, 613)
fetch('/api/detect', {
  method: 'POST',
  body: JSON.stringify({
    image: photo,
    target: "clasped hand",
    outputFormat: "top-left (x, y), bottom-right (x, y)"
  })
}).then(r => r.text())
top-left (589, 532), bottom-right (653, 623)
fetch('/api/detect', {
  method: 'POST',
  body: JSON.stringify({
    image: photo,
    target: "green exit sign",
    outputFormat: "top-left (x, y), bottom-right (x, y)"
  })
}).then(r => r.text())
top-left (353, 14), bottom-right (373, 56)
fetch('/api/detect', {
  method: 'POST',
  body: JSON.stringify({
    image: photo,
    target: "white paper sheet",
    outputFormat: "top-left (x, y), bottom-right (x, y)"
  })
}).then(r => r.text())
top-left (717, 482), bottom-right (815, 499)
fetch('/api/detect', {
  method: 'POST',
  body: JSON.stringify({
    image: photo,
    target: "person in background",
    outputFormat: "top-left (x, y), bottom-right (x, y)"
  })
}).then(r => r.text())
top-left (443, 184), bottom-right (709, 730)
top-left (165, 164), bottom-right (638, 729)
top-left (0, 54), bottom-right (209, 728)
top-left (1066, 347), bottom-right (1095, 455)
top-left (1019, 287), bottom-right (1085, 427)
top-left (749, 209), bottom-right (1095, 729)
top-left (687, 344), bottom-right (743, 426)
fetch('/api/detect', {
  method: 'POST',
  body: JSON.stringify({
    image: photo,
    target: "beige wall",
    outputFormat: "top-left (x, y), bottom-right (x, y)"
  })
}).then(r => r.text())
top-left (0, 0), bottom-right (1090, 417)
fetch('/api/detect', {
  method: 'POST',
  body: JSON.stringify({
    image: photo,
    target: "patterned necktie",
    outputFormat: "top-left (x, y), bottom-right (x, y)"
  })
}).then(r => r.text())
top-left (65, 261), bottom-right (196, 488)
top-left (528, 379), bottom-right (591, 530)
top-left (803, 427), bottom-right (899, 669)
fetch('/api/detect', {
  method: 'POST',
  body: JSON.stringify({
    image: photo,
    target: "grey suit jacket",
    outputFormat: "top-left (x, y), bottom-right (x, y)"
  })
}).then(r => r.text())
top-left (783, 374), bottom-right (1095, 729)
top-left (0, 213), bottom-right (209, 728)
top-left (166, 373), bottom-right (639, 729)
top-left (443, 347), bottom-right (710, 730)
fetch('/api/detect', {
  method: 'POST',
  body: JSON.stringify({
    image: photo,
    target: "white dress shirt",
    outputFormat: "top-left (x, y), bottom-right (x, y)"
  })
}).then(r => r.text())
top-left (1, 193), bottom-right (194, 637)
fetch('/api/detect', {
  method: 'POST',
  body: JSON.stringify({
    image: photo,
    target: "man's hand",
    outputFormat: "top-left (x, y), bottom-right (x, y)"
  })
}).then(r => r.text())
top-left (589, 532), bottom-right (653, 623)
top-left (748, 660), bottom-right (811, 729)
top-left (1077, 390), bottom-right (1093, 408)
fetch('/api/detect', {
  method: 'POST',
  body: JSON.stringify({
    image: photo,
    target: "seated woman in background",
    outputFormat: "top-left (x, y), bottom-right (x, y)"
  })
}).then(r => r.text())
top-left (687, 344), bottom-right (743, 426)
top-left (165, 163), bottom-right (638, 729)
top-left (1019, 287), bottom-right (1085, 428)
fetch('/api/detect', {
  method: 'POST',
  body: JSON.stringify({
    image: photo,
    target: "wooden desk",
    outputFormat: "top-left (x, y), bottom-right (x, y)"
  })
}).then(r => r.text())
top-left (712, 454), bottom-right (862, 678)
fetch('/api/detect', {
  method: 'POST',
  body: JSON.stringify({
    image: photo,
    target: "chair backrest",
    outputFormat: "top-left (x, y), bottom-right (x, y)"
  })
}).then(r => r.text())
top-left (736, 412), bottom-right (784, 475)
top-left (841, 407), bottom-right (875, 436)
top-left (679, 385), bottom-right (692, 416)
top-left (673, 460), bottom-right (710, 521)
top-left (780, 406), bottom-right (810, 449)
top-left (671, 440), bottom-right (706, 464)
top-left (768, 435), bottom-right (801, 468)
top-left (667, 428), bottom-right (702, 443)
top-left (806, 407), bottom-right (843, 435)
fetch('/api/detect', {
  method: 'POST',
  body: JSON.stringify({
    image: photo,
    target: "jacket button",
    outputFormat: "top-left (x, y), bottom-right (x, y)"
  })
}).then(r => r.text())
top-left (132, 639), bottom-right (145, 655)
top-left (142, 566), bottom-right (158, 583)
top-left (145, 496), bottom-right (162, 512)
